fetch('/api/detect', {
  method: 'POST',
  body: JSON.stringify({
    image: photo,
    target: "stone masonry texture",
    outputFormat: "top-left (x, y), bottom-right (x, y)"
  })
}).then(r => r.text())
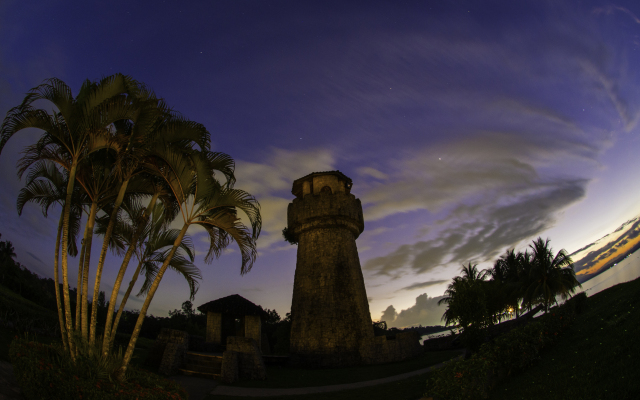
top-left (288, 171), bottom-right (375, 367)
top-left (206, 312), bottom-right (222, 344)
top-left (148, 329), bottom-right (189, 374)
top-left (225, 336), bottom-right (267, 380)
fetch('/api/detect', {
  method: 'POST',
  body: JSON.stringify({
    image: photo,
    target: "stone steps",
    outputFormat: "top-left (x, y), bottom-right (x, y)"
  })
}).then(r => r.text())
top-left (180, 352), bottom-right (223, 378)
top-left (178, 368), bottom-right (221, 380)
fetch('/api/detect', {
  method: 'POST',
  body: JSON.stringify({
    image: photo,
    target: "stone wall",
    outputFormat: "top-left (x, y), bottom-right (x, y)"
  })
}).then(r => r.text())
top-left (206, 312), bottom-right (222, 344)
top-left (422, 334), bottom-right (462, 352)
top-left (288, 190), bottom-right (373, 367)
top-left (221, 351), bottom-right (239, 384)
top-left (145, 329), bottom-right (189, 374)
top-left (360, 331), bottom-right (423, 364)
top-left (159, 343), bottom-right (187, 375)
top-left (244, 315), bottom-right (261, 348)
top-left (311, 174), bottom-right (344, 195)
top-left (224, 336), bottom-right (266, 380)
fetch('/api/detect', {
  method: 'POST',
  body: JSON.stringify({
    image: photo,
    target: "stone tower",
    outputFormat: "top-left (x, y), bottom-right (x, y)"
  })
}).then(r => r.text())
top-left (287, 171), bottom-right (374, 367)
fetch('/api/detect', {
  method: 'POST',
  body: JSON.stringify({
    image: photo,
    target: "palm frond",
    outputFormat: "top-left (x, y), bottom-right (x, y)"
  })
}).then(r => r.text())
top-left (18, 78), bottom-right (74, 123)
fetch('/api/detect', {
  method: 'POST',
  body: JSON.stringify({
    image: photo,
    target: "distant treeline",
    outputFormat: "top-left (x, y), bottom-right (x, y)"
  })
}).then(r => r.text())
top-left (0, 234), bottom-right (291, 353)
top-left (0, 234), bottom-right (446, 348)
top-left (0, 234), bottom-right (207, 340)
top-left (372, 320), bottom-right (451, 337)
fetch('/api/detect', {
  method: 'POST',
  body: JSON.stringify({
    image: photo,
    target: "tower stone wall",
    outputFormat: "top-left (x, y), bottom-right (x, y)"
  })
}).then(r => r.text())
top-left (287, 171), bottom-right (374, 367)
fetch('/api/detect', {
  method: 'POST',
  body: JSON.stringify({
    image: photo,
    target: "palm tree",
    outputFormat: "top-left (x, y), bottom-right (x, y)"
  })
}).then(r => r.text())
top-left (98, 115), bottom-right (231, 355)
top-left (1, 74), bottom-right (141, 358)
top-left (440, 261), bottom-right (510, 330)
top-left (460, 262), bottom-right (488, 282)
top-left (16, 159), bottom-right (85, 349)
top-left (72, 148), bottom-right (123, 340)
top-left (115, 149), bottom-right (260, 379)
top-left (523, 237), bottom-right (581, 312)
top-left (438, 276), bottom-right (466, 327)
top-left (87, 91), bottom-right (174, 348)
top-left (0, 234), bottom-right (18, 280)
top-left (98, 201), bottom-right (200, 352)
top-left (492, 249), bottom-right (527, 318)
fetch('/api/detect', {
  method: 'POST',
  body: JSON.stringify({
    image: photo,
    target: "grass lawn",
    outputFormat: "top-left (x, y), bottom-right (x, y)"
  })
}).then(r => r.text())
top-left (228, 349), bottom-right (462, 388)
top-left (488, 277), bottom-right (640, 399)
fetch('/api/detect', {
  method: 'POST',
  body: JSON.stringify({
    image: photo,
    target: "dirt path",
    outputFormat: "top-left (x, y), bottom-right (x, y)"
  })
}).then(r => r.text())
top-left (0, 361), bottom-right (22, 400)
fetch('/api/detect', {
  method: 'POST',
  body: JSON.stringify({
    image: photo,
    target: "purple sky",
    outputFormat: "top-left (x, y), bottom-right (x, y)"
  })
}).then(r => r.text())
top-left (2, 1), bottom-right (640, 328)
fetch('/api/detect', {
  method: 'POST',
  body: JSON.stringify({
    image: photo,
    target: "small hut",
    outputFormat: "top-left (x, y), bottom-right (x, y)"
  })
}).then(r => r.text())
top-left (197, 294), bottom-right (268, 349)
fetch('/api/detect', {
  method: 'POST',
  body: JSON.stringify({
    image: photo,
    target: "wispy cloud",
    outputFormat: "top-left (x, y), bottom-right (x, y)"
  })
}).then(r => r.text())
top-left (593, 5), bottom-right (640, 24)
top-left (233, 147), bottom-right (336, 252)
top-left (399, 280), bottom-right (449, 292)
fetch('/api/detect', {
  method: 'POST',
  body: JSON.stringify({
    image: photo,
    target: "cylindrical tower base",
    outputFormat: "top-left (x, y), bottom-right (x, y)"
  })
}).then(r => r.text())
top-left (290, 226), bottom-right (373, 367)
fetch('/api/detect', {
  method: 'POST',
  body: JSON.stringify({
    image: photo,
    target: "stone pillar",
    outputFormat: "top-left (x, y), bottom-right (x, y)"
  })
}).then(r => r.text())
top-left (207, 312), bottom-right (222, 344)
top-left (287, 171), bottom-right (374, 367)
top-left (226, 337), bottom-right (266, 380)
top-left (244, 315), bottom-right (261, 348)
top-left (147, 329), bottom-right (189, 375)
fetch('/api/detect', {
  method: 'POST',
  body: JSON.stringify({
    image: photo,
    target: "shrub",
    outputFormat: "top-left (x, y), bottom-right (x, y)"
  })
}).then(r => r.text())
top-left (9, 336), bottom-right (188, 400)
top-left (424, 300), bottom-right (579, 400)
top-left (565, 291), bottom-right (588, 314)
top-left (0, 284), bottom-right (59, 336)
top-left (459, 325), bottom-right (486, 355)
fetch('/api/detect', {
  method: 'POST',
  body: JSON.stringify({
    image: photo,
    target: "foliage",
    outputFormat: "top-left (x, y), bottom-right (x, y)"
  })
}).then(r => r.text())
top-left (424, 295), bottom-right (581, 400)
top-left (260, 308), bottom-right (278, 325)
top-left (1, 74), bottom-right (261, 379)
top-left (165, 300), bottom-right (206, 336)
top-left (372, 320), bottom-right (389, 336)
top-left (439, 264), bottom-right (489, 328)
top-left (439, 266), bottom-right (494, 353)
top-left (259, 309), bottom-right (292, 355)
top-left (9, 336), bottom-right (188, 400)
top-left (523, 237), bottom-right (582, 311)
top-left (282, 226), bottom-right (298, 245)
top-left (491, 279), bottom-right (637, 400)
top-left (0, 236), bottom-right (58, 310)
top-left (438, 237), bottom-right (581, 355)
top-left (0, 283), bottom-right (60, 337)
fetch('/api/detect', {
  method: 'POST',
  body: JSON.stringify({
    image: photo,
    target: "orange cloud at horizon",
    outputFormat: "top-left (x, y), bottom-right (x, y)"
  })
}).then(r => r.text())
top-left (576, 235), bottom-right (640, 276)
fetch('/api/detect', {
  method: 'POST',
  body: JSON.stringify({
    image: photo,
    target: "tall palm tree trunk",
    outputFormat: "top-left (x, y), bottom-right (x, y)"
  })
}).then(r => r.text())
top-left (89, 179), bottom-right (129, 347)
top-left (60, 162), bottom-right (79, 360)
top-left (53, 213), bottom-right (69, 351)
top-left (117, 223), bottom-right (189, 381)
top-left (102, 193), bottom-right (159, 356)
top-left (74, 222), bottom-right (89, 332)
top-left (81, 202), bottom-right (99, 341)
top-left (108, 259), bottom-right (144, 352)
top-left (100, 244), bottom-right (139, 355)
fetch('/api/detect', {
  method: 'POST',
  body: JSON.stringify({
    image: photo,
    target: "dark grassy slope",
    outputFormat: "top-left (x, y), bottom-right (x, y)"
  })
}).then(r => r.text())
top-left (490, 277), bottom-right (640, 400)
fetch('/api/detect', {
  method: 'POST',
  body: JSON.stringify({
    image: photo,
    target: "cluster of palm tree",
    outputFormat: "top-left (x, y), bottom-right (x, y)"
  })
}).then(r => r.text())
top-left (439, 237), bottom-right (582, 332)
top-left (0, 74), bottom-right (261, 380)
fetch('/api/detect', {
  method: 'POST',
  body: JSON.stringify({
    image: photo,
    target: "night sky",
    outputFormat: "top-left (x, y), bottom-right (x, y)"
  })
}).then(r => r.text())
top-left (2, 1), bottom-right (640, 328)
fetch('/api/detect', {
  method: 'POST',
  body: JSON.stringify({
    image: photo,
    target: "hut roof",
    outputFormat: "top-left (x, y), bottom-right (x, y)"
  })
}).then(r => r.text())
top-left (197, 294), bottom-right (267, 318)
top-left (291, 170), bottom-right (352, 197)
